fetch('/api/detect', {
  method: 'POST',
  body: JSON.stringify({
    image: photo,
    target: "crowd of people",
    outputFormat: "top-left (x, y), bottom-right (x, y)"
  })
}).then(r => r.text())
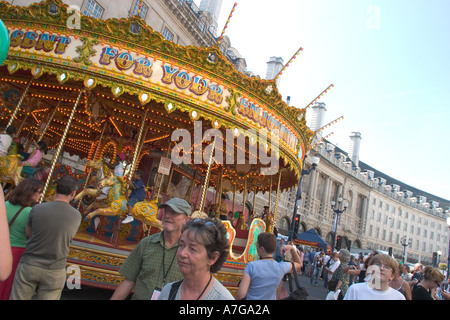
top-left (0, 131), bottom-right (448, 301)
top-left (300, 247), bottom-right (449, 300)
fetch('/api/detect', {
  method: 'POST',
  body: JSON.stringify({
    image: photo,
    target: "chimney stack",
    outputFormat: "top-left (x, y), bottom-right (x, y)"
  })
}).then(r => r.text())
top-left (349, 132), bottom-right (362, 168)
top-left (265, 56), bottom-right (284, 87)
top-left (310, 102), bottom-right (327, 131)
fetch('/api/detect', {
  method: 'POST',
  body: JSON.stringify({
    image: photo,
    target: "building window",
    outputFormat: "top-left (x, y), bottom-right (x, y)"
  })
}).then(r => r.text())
top-left (131, 0), bottom-right (148, 19)
top-left (162, 27), bottom-right (174, 41)
top-left (198, 20), bottom-right (206, 33)
top-left (83, 0), bottom-right (104, 19)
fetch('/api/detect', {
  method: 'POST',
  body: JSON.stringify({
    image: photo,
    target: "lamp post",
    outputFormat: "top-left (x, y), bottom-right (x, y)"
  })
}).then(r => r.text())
top-left (330, 196), bottom-right (348, 252)
top-left (401, 235), bottom-right (411, 264)
top-left (288, 155), bottom-right (320, 241)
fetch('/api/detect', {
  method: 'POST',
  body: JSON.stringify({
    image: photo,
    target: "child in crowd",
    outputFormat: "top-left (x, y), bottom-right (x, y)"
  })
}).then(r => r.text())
top-left (326, 279), bottom-right (340, 300)
top-left (122, 169), bottom-right (146, 224)
top-left (21, 141), bottom-right (47, 168)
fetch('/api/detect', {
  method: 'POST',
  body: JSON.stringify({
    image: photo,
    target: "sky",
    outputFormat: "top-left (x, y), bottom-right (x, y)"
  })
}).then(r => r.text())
top-left (194, 0), bottom-right (450, 203)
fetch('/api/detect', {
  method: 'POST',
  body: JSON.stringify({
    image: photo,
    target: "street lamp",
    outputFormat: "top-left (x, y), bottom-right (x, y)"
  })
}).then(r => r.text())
top-left (401, 235), bottom-right (411, 264)
top-left (330, 196), bottom-right (348, 252)
top-left (288, 155), bottom-right (320, 241)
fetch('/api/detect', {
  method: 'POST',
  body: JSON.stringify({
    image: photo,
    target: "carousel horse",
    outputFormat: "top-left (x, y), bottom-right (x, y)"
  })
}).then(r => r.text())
top-left (131, 198), bottom-right (163, 231)
top-left (74, 160), bottom-right (115, 206)
top-left (85, 159), bottom-right (114, 185)
top-left (84, 176), bottom-right (162, 230)
top-left (85, 175), bottom-right (128, 219)
top-left (0, 154), bottom-right (23, 186)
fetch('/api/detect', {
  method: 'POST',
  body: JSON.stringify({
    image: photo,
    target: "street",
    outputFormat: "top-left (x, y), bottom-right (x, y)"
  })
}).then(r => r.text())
top-left (60, 273), bottom-right (329, 300)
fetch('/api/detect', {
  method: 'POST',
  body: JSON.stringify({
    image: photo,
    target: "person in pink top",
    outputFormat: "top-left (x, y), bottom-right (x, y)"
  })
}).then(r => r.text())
top-left (21, 141), bottom-right (47, 168)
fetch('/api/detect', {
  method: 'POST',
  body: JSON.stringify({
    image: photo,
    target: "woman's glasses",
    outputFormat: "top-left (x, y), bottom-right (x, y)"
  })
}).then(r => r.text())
top-left (371, 263), bottom-right (393, 271)
top-left (192, 218), bottom-right (216, 228)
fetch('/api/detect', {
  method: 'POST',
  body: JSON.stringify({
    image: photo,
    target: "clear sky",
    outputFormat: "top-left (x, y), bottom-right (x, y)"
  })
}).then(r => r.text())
top-left (194, 0), bottom-right (450, 203)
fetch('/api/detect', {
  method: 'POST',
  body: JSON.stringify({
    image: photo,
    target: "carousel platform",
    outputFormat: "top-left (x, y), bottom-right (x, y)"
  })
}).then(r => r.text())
top-left (67, 216), bottom-right (145, 290)
top-left (67, 216), bottom-right (246, 294)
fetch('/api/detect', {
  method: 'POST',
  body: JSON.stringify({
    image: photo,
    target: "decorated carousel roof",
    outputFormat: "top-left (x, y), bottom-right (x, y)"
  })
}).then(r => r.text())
top-left (0, 0), bottom-right (316, 193)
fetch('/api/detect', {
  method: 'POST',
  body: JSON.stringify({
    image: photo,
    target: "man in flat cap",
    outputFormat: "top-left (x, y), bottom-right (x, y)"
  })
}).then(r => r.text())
top-left (111, 198), bottom-right (191, 300)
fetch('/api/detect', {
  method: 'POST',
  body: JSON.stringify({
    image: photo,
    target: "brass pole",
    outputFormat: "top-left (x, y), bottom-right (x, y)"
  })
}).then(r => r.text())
top-left (40, 89), bottom-right (84, 203)
top-left (82, 121), bottom-right (107, 188)
top-left (274, 170), bottom-right (282, 217)
top-left (155, 142), bottom-right (172, 200)
top-left (38, 100), bottom-right (60, 142)
top-left (268, 176), bottom-right (273, 212)
top-left (77, 122), bottom-right (107, 211)
top-left (188, 172), bottom-right (196, 203)
top-left (199, 139), bottom-right (216, 213)
top-left (241, 177), bottom-right (247, 227)
top-left (215, 165), bottom-right (224, 217)
top-left (16, 106), bottom-right (31, 136)
top-left (232, 180), bottom-right (236, 213)
top-left (164, 166), bottom-right (174, 195)
top-left (129, 109), bottom-right (148, 178)
top-left (6, 79), bottom-right (32, 129)
top-left (252, 189), bottom-right (257, 220)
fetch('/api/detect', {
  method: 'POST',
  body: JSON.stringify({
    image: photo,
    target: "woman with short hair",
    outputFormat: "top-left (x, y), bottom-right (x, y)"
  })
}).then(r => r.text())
top-left (159, 218), bottom-right (234, 300)
top-left (236, 232), bottom-right (302, 300)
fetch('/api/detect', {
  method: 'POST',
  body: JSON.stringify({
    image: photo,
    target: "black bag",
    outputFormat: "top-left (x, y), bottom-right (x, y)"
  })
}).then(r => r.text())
top-left (168, 280), bottom-right (183, 300)
top-left (284, 262), bottom-right (308, 300)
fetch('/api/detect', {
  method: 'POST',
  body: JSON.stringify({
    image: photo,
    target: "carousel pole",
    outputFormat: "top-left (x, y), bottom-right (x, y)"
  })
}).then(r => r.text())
top-left (214, 165), bottom-right (224, 218)
top-left (5, 79), bottom-right (32, 130)
top-left (77, 122), bottom-right (107, 211)
top-left (78, 121), bottom-right (107, 196)
top-left (231, 180), bottom-right (236, 214)
top-left (129, 109), bottom-right (148, 178)
top-left (252, 188), bottom-right (257, 220)
top-left (271, 169), bottom-right (283, 233)
top-left (37, 100), bottom-right (60, 142)
top-left (16, 105), bottom-right (31, 136)
top-left (188, 172), bottom-right (196, 204)
top-left (155, 141), bottom-right (172, 201)
top-left (40, 89), bottom-right (84, 203)
top-left (164, 165), bottom-right (174, 195)
top-left (199, 138), bottom-right (216, 213)
top-left (268, 176), bottom-right (273, 213)
top-left (242, 177), bottom-right (247, 210)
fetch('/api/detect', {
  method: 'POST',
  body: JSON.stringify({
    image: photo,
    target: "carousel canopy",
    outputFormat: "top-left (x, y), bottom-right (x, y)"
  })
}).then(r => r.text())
top-left (0, 0), bottom-right (315, 193)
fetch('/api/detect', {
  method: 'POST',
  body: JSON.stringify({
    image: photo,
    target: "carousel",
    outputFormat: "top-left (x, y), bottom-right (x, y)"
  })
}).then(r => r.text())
top-left (0, 0), bottom-right (316, 295)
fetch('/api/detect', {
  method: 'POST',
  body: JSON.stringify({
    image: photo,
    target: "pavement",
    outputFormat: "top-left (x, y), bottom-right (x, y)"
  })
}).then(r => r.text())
top-left (281, 272), bottom-right (329, 300)
top-left (61, 270), bottom-right (330, 301)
